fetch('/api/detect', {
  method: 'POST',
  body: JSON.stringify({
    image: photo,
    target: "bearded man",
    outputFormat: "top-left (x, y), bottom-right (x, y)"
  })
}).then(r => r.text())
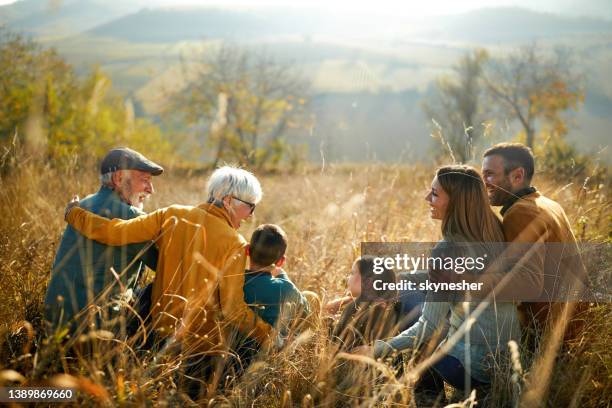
top-left (44, 147), bottom-right (163, 333)
top-left (482, 142), bottom-right (586, 340)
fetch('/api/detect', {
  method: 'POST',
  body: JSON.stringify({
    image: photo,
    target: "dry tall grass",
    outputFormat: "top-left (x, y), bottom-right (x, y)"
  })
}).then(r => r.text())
top-left (0, 156), bottom-right (610, 407)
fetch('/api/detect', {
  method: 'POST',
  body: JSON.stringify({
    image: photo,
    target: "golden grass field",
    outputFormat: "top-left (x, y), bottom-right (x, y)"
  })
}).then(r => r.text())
top-left (0, 159), bottom-right (610, 407)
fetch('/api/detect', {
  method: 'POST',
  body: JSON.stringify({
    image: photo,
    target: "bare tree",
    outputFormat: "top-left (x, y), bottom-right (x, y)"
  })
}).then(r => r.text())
top-left (423, 49), bottom-right (489, 163)
top-left (482, 44), bottom-right (583, 148)
top-left (170, 44), bottom-right (309, 169)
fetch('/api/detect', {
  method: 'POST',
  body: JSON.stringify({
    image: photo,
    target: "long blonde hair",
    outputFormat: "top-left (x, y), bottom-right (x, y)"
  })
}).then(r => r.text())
top-left (436, 165), bottom-right (504, 243)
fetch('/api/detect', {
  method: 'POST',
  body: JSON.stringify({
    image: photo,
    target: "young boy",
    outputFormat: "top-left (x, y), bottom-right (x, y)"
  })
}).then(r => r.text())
top-left (230, 224), bottom-right (316, 375)
top-left (244, 224), bottom-right (311, 330)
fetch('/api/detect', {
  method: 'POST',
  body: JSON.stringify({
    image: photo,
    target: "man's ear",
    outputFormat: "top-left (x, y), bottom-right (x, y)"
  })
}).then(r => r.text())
top-left (275, 255), bottom-right (286, 267)
top-left (510, 167), bottom-right (526, 188)
top-left (245, 244), bottom-right (250, 257)
top-left (111, 170), bottom-right (123, 187)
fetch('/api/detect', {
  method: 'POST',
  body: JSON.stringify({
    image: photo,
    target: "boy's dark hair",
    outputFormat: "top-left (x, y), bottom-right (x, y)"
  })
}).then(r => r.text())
top-left (249, 224), bottom-right (288, 267)
top-left (483, 142), bottom-right (535, 182)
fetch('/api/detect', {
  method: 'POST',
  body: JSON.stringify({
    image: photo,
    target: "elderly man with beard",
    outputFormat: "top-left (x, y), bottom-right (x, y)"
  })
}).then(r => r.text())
top-left (44, 147), bottom-right (163, 334)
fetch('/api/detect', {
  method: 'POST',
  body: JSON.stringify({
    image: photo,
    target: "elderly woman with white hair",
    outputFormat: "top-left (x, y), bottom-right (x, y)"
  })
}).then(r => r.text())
top-left (64, 165), bottom-right (272, 395)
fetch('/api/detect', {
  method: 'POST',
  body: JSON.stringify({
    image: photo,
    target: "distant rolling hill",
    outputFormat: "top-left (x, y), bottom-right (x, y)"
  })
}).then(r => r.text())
top-left (86, 7), bottom-right (350, 43)
top-left (0, 0), bottom-right (146, 38)
top-left (1, 3), bottom-right (610, 162)
top-left (81, 6), bottom-right (612, 44)
top-left (428, 7), bottom-right (612, 43)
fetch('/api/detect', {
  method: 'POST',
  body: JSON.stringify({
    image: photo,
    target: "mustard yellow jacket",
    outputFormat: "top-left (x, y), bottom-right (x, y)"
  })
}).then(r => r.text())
top-left (66, 203), bottom-right (271, 352)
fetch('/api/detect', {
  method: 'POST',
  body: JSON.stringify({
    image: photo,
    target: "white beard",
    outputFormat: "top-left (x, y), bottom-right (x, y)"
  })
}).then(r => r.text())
top-left (129, 192), bottom-right (148, 211)
top-left (116, 172), bottom-right (150, 210)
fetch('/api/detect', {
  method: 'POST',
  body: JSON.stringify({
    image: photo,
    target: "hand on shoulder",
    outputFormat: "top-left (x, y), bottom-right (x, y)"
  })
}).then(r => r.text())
top-left (65, 195), bottom-right (80, 220)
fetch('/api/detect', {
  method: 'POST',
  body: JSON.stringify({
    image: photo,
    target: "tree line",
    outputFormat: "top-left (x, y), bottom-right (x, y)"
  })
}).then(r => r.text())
top-left (0, 28), bottom-right (594, 175)
top-left (0, 30), bottom-right (310, 172)
top-left (0, 30), bottom-right (174, 170)
top-left (423, 45), bottom-right (585, 168)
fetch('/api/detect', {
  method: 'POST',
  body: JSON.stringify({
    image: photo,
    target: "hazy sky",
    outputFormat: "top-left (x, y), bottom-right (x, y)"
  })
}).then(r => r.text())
top-left (0, 0), bottom-right (609, 19)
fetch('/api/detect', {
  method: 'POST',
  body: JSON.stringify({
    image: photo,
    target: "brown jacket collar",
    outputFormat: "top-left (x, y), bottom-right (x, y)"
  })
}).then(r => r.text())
top-left (501, 186), bottom-right (538, 216)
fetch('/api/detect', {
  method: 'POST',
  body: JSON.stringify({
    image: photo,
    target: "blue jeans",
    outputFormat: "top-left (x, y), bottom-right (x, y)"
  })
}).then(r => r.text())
top-left (416, 354), bottom-right (487, 396)
top-left (125, 283), bottom-right (153, 339)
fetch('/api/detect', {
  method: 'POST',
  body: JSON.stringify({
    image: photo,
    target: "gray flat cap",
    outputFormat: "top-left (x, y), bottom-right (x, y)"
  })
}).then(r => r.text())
top-left (100, 147), bottom-right (164, 175)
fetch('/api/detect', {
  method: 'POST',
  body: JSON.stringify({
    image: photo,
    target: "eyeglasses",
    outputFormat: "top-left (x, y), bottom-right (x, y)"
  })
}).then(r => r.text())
top-left (231, 196), bottom-right (256, 214)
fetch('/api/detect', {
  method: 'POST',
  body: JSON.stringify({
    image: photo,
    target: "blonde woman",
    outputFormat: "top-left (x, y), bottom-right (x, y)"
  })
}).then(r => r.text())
top-left (357, 165), bottom-right (520, 401)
